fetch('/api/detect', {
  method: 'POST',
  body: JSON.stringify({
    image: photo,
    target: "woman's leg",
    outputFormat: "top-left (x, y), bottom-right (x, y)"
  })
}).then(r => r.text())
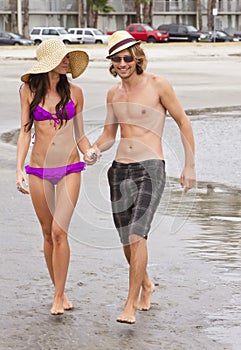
top-left (50, 172), bottom-right (81, 315)
top-left (28, 175), bottom-right (55, 283)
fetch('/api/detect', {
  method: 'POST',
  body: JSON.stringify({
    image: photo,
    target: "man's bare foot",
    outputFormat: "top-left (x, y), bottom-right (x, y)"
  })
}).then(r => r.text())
top-left (116, 304), bottom-right (136, 324)
top-left (63, 294), bottom-right (73, 311)
top-left (138, 283), bottom-right (155, 311)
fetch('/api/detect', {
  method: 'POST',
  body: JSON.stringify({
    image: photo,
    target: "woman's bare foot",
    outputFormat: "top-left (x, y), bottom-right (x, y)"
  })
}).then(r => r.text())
top-left (116, 303), bottom-right (136, 324)
top-left (51, 297), bottom-right (64, 316)
top-left (138, 283), bottom-right (155, 311)
top-left (63, 294), bottom-right (73, 311)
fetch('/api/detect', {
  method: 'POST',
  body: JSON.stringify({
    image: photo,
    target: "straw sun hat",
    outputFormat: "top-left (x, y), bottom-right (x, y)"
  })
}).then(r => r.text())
top-left (21, 38), bottom-right (89, 82)
top-left (106, 30), bottom-right (141, 58)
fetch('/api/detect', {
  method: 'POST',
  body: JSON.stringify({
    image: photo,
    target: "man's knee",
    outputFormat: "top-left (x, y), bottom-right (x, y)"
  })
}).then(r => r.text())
top-left (129, 233), bottom-right (147, 246)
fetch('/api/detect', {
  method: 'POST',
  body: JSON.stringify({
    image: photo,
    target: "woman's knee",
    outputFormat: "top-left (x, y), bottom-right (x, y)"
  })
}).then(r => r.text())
top-left (41, 224), bottom-right (53, 244)
top-left (51, 222), bottom-right (67, 244)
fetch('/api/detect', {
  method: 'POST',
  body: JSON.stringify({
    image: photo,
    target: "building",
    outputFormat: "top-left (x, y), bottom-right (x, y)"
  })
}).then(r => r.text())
top-left (0, 0), bottom-right (240, 36)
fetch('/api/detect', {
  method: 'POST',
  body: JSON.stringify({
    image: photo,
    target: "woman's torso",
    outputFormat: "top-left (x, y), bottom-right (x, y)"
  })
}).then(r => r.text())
top-left (30, 98), bottom-right (79, 168)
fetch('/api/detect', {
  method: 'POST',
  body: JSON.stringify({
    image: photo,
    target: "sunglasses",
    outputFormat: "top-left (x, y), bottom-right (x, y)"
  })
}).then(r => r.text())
top-left (111, 55), bottom-right (134, 63)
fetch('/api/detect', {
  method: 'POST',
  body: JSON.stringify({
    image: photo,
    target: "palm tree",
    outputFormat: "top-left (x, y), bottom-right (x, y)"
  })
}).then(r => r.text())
top-left (86, 0), bottom-right (114, 28)
top-left (196, 0), bottom-right (203, 30)
top-left (93, 0), bottom-right (114, 28)
top-left (22, 0), bottom-right (29, 37)
top-left (133, 0), bottom-right (153, 25)
top-left (10, 0), bottom-right (17, 33)
top-left (207, 0), bottom-right (217, 30)
top-left (78, 0), bottom-right (85, 27)
top-left (86, 0), bottom-right (94, 27)
top-left (143, 0), bottom-right (153, 26)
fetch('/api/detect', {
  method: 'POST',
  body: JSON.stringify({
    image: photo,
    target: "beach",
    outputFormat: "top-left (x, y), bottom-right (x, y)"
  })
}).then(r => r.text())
top-left (0, 42), bottom-right (241, 350)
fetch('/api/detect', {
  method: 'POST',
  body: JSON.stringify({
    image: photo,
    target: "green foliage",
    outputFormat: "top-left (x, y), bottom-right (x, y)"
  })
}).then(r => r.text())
top-left (92, 0), bottom-right (115, 13)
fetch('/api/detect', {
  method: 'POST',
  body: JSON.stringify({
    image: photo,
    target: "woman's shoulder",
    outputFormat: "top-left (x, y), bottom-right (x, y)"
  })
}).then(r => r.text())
top-left (19, 83), bottom-right (32, 103)
top-left (19, 82), bottom-right (30, 95)
top-left (69, 82), bottom-right (83, 94)
top-left (70, 82), bottom-right (84, 101)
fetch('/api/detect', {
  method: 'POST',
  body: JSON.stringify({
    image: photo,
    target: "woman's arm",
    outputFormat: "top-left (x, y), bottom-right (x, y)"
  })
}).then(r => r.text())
top-left (16, 84), bottom-right (32, 194)
top-left (72, 84), bottom-right (98, 164)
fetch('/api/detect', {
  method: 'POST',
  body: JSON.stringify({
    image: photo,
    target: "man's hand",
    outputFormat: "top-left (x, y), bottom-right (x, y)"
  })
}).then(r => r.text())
top-left (84, 146), bottom-right (101, 165)
top-left (180, 166), bottom-right (196, 193)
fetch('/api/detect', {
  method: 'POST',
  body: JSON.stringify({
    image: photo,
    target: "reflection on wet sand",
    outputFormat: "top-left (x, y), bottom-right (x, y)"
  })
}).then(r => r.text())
top-left (162, 176), bottom-right (241, 270)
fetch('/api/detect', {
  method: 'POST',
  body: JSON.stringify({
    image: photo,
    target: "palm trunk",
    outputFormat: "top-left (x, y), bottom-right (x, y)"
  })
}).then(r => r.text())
top-left (10, 0), bottom-right (17, 33)
top-left (87, 0), bottom-right (94, 27)
top-left (78, 0), bottom-right (85, 27)
top-left (196, 0), bottom-right (202, 30)
top-left (22, 0), bottom-right (29, 37)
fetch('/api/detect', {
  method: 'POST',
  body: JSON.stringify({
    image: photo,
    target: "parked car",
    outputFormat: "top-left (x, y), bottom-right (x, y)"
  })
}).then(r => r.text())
top-left (30, 27), bottom-right (80, 45)
top-left (125, 23), bottom-right (169, 43)
top-left (68, 28), bottom-right (109, 44)
top-left (157, 23), bottom-right (201, 42)
top-left (0, 31), bottom-right (33, 45)
top-left (201, 30), bottom-right (233, 42)
top-left (233, 31), bottom-right (241, 41)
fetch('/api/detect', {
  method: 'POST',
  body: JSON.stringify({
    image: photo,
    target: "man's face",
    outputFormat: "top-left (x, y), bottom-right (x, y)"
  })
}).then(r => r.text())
top-left (110, 49), bottom-right (136, 79)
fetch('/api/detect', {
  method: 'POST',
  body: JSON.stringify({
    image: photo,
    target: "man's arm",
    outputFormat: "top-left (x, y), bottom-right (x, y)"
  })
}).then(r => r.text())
top-left (92, 92), bottom-right (118, 152)
top-left (159, 77), bottom-right (196, 192)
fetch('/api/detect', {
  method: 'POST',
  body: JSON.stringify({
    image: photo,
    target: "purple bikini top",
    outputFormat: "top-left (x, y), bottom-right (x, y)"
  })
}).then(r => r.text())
top-left (33, 99), bottom-right (76, 127)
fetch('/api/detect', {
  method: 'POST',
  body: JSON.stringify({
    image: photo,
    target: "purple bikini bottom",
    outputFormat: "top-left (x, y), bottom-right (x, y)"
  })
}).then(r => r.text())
top-left (25, 162), bottom-right (86, 185)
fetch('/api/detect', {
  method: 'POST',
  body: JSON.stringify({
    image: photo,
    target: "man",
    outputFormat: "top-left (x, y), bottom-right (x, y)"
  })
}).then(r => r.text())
top-left (93, 31), bottom-right (195, 324)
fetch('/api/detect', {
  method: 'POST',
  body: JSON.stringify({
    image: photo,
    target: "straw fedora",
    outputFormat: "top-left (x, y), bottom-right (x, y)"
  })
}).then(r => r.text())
top-left (21, 38), bottom-right (89, 82)
top-left (106, 31), bottom-right (141, 58)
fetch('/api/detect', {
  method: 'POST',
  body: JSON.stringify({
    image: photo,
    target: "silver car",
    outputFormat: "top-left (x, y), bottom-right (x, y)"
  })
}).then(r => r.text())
top-left (30, 27), bottom-right (80, 45)
top-left (68, 27), bottom-right (109, 44)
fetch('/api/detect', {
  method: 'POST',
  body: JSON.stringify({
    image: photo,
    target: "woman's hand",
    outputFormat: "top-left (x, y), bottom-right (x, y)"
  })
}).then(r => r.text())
top-left (16, 170), bottom-right (29, 194)
top-left (84, 146), bottom-right (101, 165)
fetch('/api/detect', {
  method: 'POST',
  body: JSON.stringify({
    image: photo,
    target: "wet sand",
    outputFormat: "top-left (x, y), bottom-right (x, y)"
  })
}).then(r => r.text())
top-left (1, 43), bottom-right (241, 349)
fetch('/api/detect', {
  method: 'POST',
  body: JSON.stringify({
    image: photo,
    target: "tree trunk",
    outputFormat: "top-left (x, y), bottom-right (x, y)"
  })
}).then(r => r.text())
top-left (93, 11), bottom-right (98, 28)
top-left (196, 0), bottom-right (202, 30)
top-left (78, 0), bottom-right (85, 27)
top-left (22, 0), bottom-right (29, 37)
top-left (87, 0), bottom-right (94, 27)
top-left (135, 1), bottom-right (141, 23)
top-left (207, 0), bottom-right (216, 30)
top-left (10, 0), bottom-right (17, 33)
top-left (143, 1), bottom-right (153, 26)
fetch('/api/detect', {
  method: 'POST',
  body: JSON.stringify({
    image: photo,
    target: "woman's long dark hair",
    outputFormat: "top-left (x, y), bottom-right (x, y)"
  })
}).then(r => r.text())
top-left (24, 73), bottom-right (71, 132)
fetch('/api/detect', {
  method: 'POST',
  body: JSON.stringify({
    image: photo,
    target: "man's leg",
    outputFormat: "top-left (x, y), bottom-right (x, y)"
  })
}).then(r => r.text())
top-left (117, 234), bottom-right (150, 324)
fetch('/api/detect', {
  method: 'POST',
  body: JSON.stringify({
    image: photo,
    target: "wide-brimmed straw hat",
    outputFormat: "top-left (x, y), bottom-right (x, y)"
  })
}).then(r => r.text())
top-left (106, 30), bottom-right (141, 58)
top-left (21, 38), bottom-right (89, 82)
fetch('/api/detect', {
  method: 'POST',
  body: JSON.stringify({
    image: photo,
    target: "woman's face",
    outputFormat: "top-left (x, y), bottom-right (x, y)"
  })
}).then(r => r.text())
top-left (53, 55), bottom-right (70, 75)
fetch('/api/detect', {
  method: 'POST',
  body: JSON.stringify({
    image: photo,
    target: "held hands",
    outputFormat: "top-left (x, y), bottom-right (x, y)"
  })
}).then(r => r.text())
top-left (84, 146), bottom-right (101, 165)
top-left (180, 166), bottom-right (196, 193)
top-left (16, 170), bottom-right (29, 194)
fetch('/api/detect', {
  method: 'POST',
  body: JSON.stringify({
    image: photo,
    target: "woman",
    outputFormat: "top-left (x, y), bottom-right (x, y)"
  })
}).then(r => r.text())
top-left (16, 38), bottom-right (98, 315)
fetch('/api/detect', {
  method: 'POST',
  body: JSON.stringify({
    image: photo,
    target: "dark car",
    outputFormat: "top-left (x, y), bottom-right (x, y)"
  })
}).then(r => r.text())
top-left (202, 30), bottom-right (233, 42)
top-left (0, 31), bottom-right (33, 45)
top-left (233, 32), bottom-right (241, 41)
top-left (157, 23), bottom-right (201, 42)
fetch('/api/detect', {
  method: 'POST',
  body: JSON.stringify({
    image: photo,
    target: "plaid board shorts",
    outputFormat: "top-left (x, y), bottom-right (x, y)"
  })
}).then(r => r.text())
top-left (107, 159), bottom-right (166, 245)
